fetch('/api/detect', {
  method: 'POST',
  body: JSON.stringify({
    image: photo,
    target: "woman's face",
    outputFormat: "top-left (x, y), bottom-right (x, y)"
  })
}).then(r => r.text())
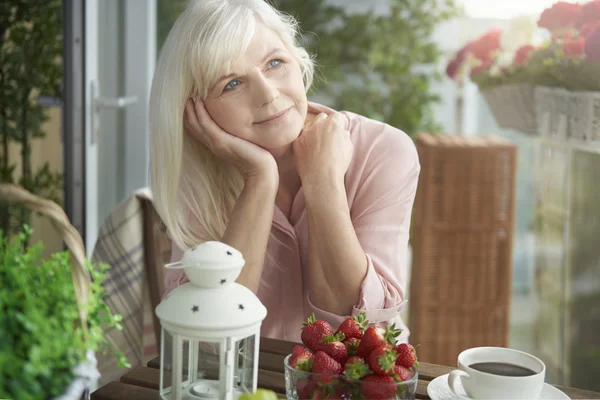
top-left (202, 22), bottom-right (308, 152)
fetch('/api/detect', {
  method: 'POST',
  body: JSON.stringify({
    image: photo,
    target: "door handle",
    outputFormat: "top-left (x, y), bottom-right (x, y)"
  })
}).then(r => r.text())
top-left (90, 80), bottom-right (138, 144)
top-left (95, 95), bottom-right (138, 109)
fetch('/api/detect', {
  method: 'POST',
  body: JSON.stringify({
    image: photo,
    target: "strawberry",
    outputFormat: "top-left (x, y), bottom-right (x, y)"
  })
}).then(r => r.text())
top-left (312, 351), bottom-right (343, 383)
top-left (343, 337), bottom-right (360, 357)
top-left (356, 324), bottom-right (401, 359)
top-left (367, 344), bottom-right (398, 375)
top-left (395, 343), bottom-right (419, 369)
top-left (343, 356), bottom-right (371, 380)
top-left (310, 387), bottom-right (342, 400)
top-left (394, 364), bottom-right (414, 382)
top-left (301, 313), bottom-right (333, 352)
top-left (334, 312), bottom-right (368, 340)
top-left (289, 345), bottom-right (314, 371)
top-left (319, 332), bottom-right (348, 365)
top-left (295, 378), bottom-right (316, 399)
top-left (360, 374), bottom-right (397, 399)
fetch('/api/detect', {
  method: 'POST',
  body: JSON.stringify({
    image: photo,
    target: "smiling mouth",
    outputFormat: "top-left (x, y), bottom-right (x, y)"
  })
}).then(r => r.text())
top-left (254, 107), bottom-right (292, 125)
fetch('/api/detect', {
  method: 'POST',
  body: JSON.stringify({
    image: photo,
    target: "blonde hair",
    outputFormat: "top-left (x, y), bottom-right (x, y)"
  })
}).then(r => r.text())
top-left (149, 0), bottom-right (314, 250)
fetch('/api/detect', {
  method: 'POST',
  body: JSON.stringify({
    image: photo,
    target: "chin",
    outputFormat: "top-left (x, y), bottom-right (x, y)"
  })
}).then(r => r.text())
top-left (257, 114), bottom-right (303, 150)
top-left (262, 130), bottom-right (300, 151)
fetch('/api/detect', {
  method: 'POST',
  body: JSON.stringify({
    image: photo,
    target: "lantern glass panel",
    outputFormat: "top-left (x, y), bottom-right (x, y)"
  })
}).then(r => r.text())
top-left (234, 334), bottom-right (257, 393)
top-left (160, 329), bottom-right (222, 400)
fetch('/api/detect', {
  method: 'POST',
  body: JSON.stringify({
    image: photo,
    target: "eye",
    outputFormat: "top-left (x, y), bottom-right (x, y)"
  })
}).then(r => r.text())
top-left (224, 79), bottom-right (241, 91)
top-left (268, 59), bottom-right (283, 69)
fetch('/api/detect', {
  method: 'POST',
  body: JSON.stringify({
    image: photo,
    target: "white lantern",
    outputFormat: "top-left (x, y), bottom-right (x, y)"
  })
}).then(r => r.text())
top-left (155, 241), bottom-right (267, 400)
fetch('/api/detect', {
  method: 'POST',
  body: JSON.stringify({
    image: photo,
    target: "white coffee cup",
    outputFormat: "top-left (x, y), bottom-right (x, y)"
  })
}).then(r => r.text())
top-left (448, 347), bottom-right (546, 399)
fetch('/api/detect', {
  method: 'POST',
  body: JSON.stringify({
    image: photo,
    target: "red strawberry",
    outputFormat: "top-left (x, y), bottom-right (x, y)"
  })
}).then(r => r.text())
top-left (320, 332), bottom-right (348, 365)
top-left (312, 351), bottom-right (343, 383)
top-left (295, 378), bottom-right (316, 399)
top-left (395, 343), bottom-right (419, 369)
top-left (394, 364), bottom-right (414, 382)
top-left (360, 374), bottom-right (397, 399)
top-left (334, 312), bottom-right (368, 340)
top-left (344, 337), bottom-right (360, 357)
top-left (367, 344), bottom-right (398, 375)
top-left (289, 345), bottom-right (314, 371)
top-left (356, 324), bottom-right (401, 359)
top-left (310, 387), bottom-right (342, 400)
top-left (302, 313), bottom-right (333, 352)
top-left (343, 356), bottom-right (371, 380)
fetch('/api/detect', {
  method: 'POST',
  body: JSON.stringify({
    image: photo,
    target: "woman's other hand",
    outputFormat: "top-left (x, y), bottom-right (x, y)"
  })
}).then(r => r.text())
top-left (293, 112), bottom-right (353, 187)
top-left (184, 97), bottom-right (278, 182)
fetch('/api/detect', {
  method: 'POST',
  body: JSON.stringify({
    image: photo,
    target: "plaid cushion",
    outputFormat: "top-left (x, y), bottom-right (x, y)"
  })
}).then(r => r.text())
top-left (91, 188), bottom-right (158, 385)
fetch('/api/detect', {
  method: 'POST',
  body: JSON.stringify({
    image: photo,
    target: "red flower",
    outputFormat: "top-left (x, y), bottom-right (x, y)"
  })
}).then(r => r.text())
top-left (580, 21), bottom-right (600, 38)
top-left (552, 30), bottom-right (575, 41)
top-left (470, 57), bottom-right (494, 76)
top-left (563, 38), bottom-right (586, 57)
top-left (585, 24), bottom-right (600, 61)
top-left (515, 44), bottom-right (535, 65)
top-left (469, 28), bottom-right (502, 61)
top-left (446, 58), bottom-right (462, 79)
top-left (446, 41), bottom-right (473, 79)
top-left (576, 0), bottom-right (600, 29)
top-left (538, 2), bottom-right (583, 31)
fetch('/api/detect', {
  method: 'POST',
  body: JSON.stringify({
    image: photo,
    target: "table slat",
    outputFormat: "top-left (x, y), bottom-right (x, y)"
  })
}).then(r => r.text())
top-left (91, 381), bottom-right (159, 400)
top-left (119, 366), bottom-right (286, 395)
top-left (120, 366), bottom-right (160, 390)
top-left (554, 385), bottom-right (600, 400)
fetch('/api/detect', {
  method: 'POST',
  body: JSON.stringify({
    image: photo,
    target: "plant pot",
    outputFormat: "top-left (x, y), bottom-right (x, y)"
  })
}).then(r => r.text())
top-left (53, 350), bottom-right (100, 400)
top-left (481, 84), bottom-right (537, 135)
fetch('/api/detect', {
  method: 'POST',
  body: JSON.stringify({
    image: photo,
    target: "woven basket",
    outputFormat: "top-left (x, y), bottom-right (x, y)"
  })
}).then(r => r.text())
top-left (481, 84), bottom-right (537, 135)
top-left (535, 86), bottom-right (574, 140)
top-left (0, 184), bottom-right (98, 400)
top-left (567, 91), bottom-right (600, 142)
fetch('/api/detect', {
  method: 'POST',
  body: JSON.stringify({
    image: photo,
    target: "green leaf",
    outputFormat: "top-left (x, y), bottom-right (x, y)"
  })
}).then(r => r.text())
top-left (0, 225), bottom-right (129, 397)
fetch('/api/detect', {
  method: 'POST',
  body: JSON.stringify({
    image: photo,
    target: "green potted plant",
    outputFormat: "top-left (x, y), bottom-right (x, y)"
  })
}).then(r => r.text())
top-left (0, 184), bottom-right (130, 400)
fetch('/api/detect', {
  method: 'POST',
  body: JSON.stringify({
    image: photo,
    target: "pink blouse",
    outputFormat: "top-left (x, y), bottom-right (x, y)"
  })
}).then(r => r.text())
top-left (164, 102), bottom-right (421, 343)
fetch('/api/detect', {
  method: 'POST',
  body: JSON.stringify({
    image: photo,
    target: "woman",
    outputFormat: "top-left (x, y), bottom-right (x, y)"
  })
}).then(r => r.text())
top-left (149, 0), bottom-right (420, 343)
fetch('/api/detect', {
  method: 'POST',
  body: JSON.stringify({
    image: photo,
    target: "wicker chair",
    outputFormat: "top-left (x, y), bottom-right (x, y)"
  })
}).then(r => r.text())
top-left (409, 133), bottom-right (518, 367)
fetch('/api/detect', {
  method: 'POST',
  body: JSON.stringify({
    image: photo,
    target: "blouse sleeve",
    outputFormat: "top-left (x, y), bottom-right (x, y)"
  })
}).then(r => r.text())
top-left (307, 122), bottom-right (420, 325)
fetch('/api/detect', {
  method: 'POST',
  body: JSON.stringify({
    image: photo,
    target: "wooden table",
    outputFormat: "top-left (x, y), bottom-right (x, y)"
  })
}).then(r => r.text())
top-left (91, 338), bottom-right (600, 399)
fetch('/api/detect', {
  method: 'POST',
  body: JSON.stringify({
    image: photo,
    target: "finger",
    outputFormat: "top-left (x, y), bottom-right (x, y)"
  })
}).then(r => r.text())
top-left (184, 99), bottom-right (202, 136)
top-left (330, 112), bottom-right (347, 127)
top-left (192, 98), bottom-right (237, 152)
top-left (192, 98), bottom-right (225, 144)
top-left (315, 112), bottom-right (329, 122)
top-left (193, 98), bottom-right (224, 133)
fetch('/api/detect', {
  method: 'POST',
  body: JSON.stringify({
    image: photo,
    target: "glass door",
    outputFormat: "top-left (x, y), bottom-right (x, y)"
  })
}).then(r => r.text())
top-left (83, 0), bottom-right (155, 254)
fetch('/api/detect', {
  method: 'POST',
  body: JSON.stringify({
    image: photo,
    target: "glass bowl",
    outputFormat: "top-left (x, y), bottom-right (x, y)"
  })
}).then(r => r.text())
top-left (283, 354), bottom-right (418, 400)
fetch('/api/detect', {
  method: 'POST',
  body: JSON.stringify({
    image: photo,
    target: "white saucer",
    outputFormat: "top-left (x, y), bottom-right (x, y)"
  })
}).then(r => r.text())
top-left (427, 373), bottom-right (571, 400)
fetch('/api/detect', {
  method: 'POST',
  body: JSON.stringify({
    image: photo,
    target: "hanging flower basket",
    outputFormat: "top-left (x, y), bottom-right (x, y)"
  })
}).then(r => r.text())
top-left (567, 90), bottom-right (600, 142)
top-left (481, 83), bottom-right (538, 135)
top-left (535, 86), bottom-right (572, 140)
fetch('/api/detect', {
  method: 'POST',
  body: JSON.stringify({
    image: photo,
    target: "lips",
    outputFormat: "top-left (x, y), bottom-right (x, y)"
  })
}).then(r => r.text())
top-left (254, 107), bottom-right (291, 125)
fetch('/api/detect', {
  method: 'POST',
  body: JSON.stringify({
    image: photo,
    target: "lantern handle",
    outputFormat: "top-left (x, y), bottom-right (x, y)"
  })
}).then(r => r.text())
top-left (165, 261), bottom-right (185, 269)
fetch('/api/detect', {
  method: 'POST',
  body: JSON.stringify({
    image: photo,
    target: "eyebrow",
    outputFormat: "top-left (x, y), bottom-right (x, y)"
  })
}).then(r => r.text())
top-left (213, 48), bottom-right (286, 87)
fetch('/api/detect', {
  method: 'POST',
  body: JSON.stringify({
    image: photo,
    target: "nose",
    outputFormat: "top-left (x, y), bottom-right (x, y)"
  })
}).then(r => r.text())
top-left (254, 75), bottom-right (279, 108)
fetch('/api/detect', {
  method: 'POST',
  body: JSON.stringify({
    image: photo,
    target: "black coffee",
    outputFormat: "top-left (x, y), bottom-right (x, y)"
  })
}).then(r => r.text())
top-left (469, 362), bottom-right (537, 377)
